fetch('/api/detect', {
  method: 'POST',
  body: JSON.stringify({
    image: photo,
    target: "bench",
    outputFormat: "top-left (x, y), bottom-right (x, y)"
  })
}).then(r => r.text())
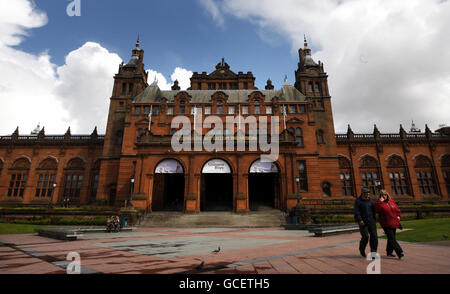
top-left (308, 225), bottom-right (360, 237)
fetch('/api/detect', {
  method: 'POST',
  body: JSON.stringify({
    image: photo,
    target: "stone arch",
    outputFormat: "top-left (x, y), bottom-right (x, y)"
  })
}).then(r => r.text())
top-left (37, 156), bottom-right (58, 170)
top-left (11, 156), bottom-right (31, 170)
top-left (359, 154), bottom-right (379, 168)
top-left (65, 156), bottom-right (86, 170)
top-left (413, 154), bottom-right (432, 168)
top-left (440, 153), bottom-right (450, 167)
top-left (154, 158), bottom-right (185, 174)
top-left (200, 157), bottom-right (234, 174)
top-left (386, 154), bottom-right (406, 167)
top-left (338, 155), bottom-right (352, 169)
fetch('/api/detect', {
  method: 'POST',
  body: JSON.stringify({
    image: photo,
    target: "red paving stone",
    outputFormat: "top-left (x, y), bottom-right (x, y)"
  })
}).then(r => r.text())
top-left (0, 228), bottom-right (449, 274)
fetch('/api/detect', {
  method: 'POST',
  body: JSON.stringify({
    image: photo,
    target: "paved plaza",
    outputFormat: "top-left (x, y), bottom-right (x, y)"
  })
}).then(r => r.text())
top-left (0, 227), bottom-right (449, 274)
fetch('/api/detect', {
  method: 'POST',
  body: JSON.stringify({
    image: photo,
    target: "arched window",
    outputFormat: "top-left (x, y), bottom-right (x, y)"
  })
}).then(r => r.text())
top-left (414, 155), bottom-right (437, 195)
top-left (64, 158), bottom-right (85, 201)
top-left (35, 158), bottom-right (58, 198)
top-left (317, 130), bottom-right (325, 144)
top-left (339, 156), bottom-right (354, 196)
top-left (387, 155), bottom-right (410, 196)
top-left (8, 158), bottom-right (31, 198)
top-left (442, 154), bottom-right (450, 195)
top-left (296, 128), bottom-right (303, 147)
top-left (360, 155), bottom-right (380, 195)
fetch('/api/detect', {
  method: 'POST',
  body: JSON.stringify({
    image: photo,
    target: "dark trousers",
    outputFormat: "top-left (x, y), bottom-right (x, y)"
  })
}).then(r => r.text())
top-left (359, 222), bottom-right (378, 253)
top-left (382, 227), bottom-right (403, 256)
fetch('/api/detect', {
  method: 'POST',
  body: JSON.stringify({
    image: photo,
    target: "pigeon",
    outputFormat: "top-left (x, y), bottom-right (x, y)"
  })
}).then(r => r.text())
top-left (212, 246), bottom-right (221, 253)
top-left (195, 261), bottom-right (205, 271)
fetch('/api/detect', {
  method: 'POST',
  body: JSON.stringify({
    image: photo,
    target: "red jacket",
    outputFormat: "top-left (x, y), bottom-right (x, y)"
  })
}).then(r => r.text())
top-left (375, 199), bottom-right (401, 228)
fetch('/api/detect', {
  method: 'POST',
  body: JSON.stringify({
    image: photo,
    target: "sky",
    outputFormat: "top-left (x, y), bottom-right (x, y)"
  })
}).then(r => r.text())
top-left (0, 0), bottom-right (449, 135)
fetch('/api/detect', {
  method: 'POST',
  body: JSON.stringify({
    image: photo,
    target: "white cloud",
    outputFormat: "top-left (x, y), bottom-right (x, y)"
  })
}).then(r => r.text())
top-left (198, 0), bottom-right (226, 28)
top-left (201, 0), bottom-right (450, 133)
top-left (171, 67), bottom-right (194, 90)
top-left (0, 0), bottom-right (194, 135)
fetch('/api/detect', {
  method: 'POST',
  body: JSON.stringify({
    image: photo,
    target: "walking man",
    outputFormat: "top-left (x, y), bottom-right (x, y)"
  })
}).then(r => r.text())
top-left (354, 187), bottom-right (378, 257)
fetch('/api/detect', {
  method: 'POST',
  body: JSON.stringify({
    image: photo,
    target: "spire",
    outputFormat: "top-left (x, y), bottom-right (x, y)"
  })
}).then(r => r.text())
top-left (12, 126), bottom-right (19, 140)
top-left (399, 124), bottom-right (407, 139)
top-left (373, 124), bottom-right (381, 139)
top-left (91, 126), bottom-right (98, 140)
top-left (64, 127), bottom-right (71, 140)
top-left (425, 124), bottom-right (432, 139)
top-left (171, 80), bottom-right (181, 90)
top-left (304, 34), bottom-right (308, 49)
top-left (265, 78), bottom-right (274, 90)
top-left (136, 34), bottom-right (140, 48)
top-left (38, 127), bottom-right (45, 140)
top-left (347, 124), bottom-right (354, 139)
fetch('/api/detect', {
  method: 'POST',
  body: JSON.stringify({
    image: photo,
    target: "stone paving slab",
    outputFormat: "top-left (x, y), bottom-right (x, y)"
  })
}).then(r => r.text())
top-left (0, 228), bottom-right (449, 274)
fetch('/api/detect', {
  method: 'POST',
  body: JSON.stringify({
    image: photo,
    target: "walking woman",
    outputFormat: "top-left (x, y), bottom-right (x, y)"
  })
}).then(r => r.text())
top-left (375, 190), bottom-right (404, 259)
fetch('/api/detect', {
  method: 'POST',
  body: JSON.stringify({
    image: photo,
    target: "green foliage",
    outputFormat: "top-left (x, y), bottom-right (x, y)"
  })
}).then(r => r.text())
top-left (380, 217), bottom-right (450, 243)
top-left (2, 216), bottom-right (107, 227)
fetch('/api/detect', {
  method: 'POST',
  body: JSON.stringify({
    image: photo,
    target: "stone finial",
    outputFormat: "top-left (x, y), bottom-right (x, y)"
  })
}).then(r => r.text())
top-left (347, 124), bottom-right (354, 139)
top-left (265, 78), bottom-right (274, 90)
top-left (12, 126), bottom-right (19, 140)
top-left (38, 127), bottom-right (45, 140)
top-left (399, 124), bottom-right (407, 139)
top-left (171, 80), bottom-right (181, 90)
top-left (374, 124), bottom-right (381, 138)
top-left (425, 124), bottom-right (432, 139)
top-left (91, 126), bottom-right (98, 140)
top-left (64, 127), bottom-right (71, 140)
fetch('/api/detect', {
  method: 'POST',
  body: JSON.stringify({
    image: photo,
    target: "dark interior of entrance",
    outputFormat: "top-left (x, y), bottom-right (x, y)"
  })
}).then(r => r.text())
top-left (249, 174), bottom-right (279, 211)
top-left (152, 174), bottom-right (184, 211)
top-left (201, 174), bottom-right (233, 211)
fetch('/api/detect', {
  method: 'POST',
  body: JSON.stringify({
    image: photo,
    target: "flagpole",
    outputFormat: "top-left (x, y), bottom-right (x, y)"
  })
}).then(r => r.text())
top-left (282, 104), bottom-right (287, 130)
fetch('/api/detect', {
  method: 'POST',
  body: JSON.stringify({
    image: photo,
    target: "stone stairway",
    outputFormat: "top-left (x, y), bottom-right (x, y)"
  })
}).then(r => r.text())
top-left (138, 209), bottom-right (288, 228)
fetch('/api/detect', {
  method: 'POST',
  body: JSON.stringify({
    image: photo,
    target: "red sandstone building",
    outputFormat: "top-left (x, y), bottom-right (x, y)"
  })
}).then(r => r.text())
top-left (0, 39), bottom-right (449, 212)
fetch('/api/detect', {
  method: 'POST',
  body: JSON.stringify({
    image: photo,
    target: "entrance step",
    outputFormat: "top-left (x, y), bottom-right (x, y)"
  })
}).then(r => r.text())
top-left (139, 210), bottom-right (287, 228)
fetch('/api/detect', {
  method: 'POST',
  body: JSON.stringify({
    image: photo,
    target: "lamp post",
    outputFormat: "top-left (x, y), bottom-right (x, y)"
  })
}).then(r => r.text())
top-left (296, 177), bottom-right (301, 208)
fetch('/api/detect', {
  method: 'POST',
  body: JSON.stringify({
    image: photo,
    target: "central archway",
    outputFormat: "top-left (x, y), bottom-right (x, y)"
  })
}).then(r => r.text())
top-left (248, 159), bottom-right (280, 211)
top-left (152, 159), bottom-right (185, 211)
top-left (201, 159), bottom-right (233, 211)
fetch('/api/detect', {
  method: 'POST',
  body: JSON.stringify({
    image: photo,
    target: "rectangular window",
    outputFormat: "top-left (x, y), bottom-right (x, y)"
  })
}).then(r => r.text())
top-left (308, 82), bottom-right (313, 92)
top-left (297, 161), bottom-right (308, 191)
top-left (167, 106), bottom-right (174, 115)
top-left (205, 106), bottom-right (211, 115)
top-left (129, 83), bottom-right (134, 94)
top-left (144, 106), bottom-right (150, 115)
top-left (197, 82), bottom-right (202, 89)
top-left (64, 174), bottom-right (83, 199)
top-left (8, 173), bottom-right (28, 197)
top-left (315, 82), bottom-right (320, 93)
top-left (361, 171), bottom-right (379, 195)
top-left (91, 174), bottom-right (99, 199)
top-left (135, 106), bottom-right (141, 115)
top-left (298, 105), bottom-right (306, 113)
top-left (289, 105), bottom-right (296, 114)
top-left (389, 172), bottom-right (409, 195)
top-left (121, 83), bottom-right (127, 94)
top-left (152, 106), bottom-right (159, 115)
top-left (35, 174), bottom-right (55, 198)
top-left (266, 106), bottom-right (272, 114)
top-left (242, 106), bottom-right (248, 115)
top-left (244, 82), bottom-right (248, 89)
top-left (340, 172), bottom-right (353, 196)
top-left (416, 171), bottom-right (436, 195)
top-left (444, 170), bottom-right (450, 194)
top-left (228, 106), bottom-right (235, 114)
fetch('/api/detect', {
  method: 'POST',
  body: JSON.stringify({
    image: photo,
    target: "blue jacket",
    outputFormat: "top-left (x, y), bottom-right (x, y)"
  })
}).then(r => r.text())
top-left (354, 195), bottom-right (376, 225)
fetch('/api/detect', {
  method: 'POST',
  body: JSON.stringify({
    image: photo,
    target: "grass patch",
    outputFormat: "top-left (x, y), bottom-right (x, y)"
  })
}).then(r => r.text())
top-left (379, 217), bottom-right (450, 243)
top-left (0, 223), bottom-right (58, 234)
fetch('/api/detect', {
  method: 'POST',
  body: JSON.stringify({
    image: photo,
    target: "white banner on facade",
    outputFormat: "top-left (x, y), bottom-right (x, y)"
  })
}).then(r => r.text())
top-left (202, 159), bottom-right (231, 174)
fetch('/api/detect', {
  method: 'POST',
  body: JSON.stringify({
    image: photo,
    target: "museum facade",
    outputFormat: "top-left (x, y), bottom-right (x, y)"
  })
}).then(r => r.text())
top-left (0, 39), bottom-right (449, 213)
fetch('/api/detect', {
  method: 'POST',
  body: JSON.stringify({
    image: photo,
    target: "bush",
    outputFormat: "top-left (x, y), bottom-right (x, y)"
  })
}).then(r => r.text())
top-left (7, 216), bottom-right (107, 226)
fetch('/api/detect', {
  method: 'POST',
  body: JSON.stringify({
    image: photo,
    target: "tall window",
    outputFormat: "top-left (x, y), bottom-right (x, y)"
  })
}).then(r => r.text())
top-left (35, 158), bottom-right (58, 198)
top-left (64, 158), bottom-right (85, 200)
top-left (289, 105), bottom-right (296, 114)
top-left (153, 105), bottom-right (159, 115)
top-left (414, 155), bottom-right (437, 195)
top-left (266, 106), bottom-right (272, 114)
top-left (90, 160), bottom-right (100, 201)
top-left (297, 161), bottom-right (308, 191)
top-left (360, 155), bottom-right (380, 195)
top-left (317, 130), bottom-right (325, 144)
top-left (298, 104), bottom-right (306, 113)
top-left (254, 100), bottom-right (261, 114)
top-left (387, 155), bottom-right (410, 196)
top-left (179, 100), bottom-right (186, 114)
top-left (128, 83), bottom-right (134, 94)
top-left (167, 106), bottom-right (174, 115)
top-left (314, 82), bottom-right (321, 93)
top-left (205, 106), bottom-right (211, 115)
top-left (228, 106), bottom-right (235, 114)
top-left (295, 128), bottom-right (303, 147)
top-left (8, 158), bottom-right (30, 197)
top-left (308, 82), bottom-right (313, 92)
top-left (242, 106), bottom-right (249, 115)
top-left (339, 156), bottom-right (354, 196)
top-left (121, 83), bottom-right (127, 94)
top-left (135, 106), bottom-right (141, 115)
top-left (442, 155), bottom-right (450, 195)
top-left (217, 100), bottom-right (223, 114)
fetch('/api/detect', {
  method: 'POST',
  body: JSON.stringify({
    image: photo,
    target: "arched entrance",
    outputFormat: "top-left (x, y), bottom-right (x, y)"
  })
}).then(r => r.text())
top-left (152, 159), bottom-right (185, 211)
top-left (248, 159), bottom-right (280, 211)
top-left (201, 159), bottom-right (233, 211)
